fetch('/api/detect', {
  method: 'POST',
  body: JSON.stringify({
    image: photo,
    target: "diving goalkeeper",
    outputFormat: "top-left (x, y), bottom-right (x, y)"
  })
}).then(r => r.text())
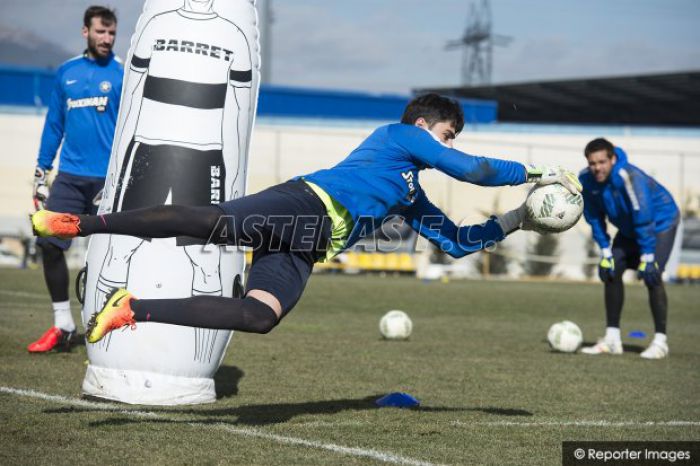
top-left (32, 93), bottom-right (581, 342)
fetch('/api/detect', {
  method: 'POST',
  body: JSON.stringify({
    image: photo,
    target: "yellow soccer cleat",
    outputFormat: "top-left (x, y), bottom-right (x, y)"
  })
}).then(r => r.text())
top-left (86, 289), bottom-right (137, 343)
top-left (31, 210), bottom-right (81, 239)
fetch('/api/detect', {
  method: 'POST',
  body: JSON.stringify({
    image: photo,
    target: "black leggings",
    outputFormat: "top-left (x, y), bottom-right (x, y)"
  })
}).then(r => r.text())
top-left (78, 180), bottom-right (331, 328)
top-left (604, 227), bottom-right (677, 334)
top-left (39, 242), bottom-right (69, 302)
top-left (80, 181), bottom-right (328, 316)
top-left (605, 275), bottom-right (667, 334)
top-left (130, 294), bottom-right (279, 334)
top-left (79, 205), bottom-right (223, 241)
top-left (80, 205), bottom-right (281, 333)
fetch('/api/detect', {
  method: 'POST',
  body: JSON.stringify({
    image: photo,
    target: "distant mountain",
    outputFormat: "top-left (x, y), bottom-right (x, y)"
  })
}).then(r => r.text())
top-left (0, 24), bottom-right (72, 68)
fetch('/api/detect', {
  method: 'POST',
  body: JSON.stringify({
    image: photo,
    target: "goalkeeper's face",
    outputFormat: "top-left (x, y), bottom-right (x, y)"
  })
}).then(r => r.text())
top-left (415, 118), bottom-right (457, 148)
top-left (586, 149), bottom-right (615, 183)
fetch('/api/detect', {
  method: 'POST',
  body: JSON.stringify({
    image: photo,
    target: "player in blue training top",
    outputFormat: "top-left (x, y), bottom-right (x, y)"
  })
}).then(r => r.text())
top-left (579, 138), bottom-right (680, 359)
top-left (31, 94), bottom-right (581, 343)
top-left (28, 6), bottom-right (124, 353)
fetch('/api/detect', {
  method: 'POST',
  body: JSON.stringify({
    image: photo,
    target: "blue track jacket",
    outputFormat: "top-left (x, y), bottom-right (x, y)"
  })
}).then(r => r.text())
top-left (579, 147), bottom-right (679, 255)
top-left (36, 51), bottom-right (123, 178)
top-left (303, 124), bottom-right (527, 257)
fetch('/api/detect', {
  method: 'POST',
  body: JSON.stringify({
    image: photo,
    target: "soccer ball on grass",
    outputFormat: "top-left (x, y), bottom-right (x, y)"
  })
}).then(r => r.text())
top-left (379, 310), bottom-right (413, 340)
top-left (547, 320), bottom-right (583, 353)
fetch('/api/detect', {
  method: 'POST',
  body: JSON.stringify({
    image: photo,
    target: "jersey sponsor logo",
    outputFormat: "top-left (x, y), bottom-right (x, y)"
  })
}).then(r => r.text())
top-left (401, 171), bottom-right (418, 203)
top-left (153, 39), bottom-right (234, 62)
top-left (66, 96), bottom-right (109, 112)
top-left (210, 165), bottom-right (221, 204)
top-left (99, 81), bottom-right (112, 93)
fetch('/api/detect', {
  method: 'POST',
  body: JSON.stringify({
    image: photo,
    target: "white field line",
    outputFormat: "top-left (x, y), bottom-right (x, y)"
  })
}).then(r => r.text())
top-left (0, 386), bottom-right (442, 466)
top-left (0, 386), bottom-right (160, 418)
top-left (0, 302), bottom-right (55, 310)
top-left (452, 420), bottom-right (700, 427)
top-left (209, 422), bottom-right (441, 466)
top-left (290, 419), bottom-right (700, 428)
top-left (286, 420), bottom-right (366, 427)
top-left (0, 290), bottom-right (46, 299)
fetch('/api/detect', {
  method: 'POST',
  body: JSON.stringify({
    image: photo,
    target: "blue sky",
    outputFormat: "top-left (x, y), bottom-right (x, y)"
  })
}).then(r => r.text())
top-left (2, 0), bottom-right (699, 93)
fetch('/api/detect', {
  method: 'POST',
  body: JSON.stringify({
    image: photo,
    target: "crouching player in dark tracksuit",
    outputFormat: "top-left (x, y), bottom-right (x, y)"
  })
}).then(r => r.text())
top-left (580, 138), bottom-right (680, 359)
top-left (31, 94), bottom-right (581, 344)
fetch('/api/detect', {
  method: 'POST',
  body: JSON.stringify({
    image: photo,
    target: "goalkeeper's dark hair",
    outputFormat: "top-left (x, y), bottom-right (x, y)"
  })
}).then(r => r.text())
top-left (584, 138), bottom-right (615, 159)
top-left (401, 93), bottom-right (464, 134)
top-left (84, 5), bottom-right (117, 28)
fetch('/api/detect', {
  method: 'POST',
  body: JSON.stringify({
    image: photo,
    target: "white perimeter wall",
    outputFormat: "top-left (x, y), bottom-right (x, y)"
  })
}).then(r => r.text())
top-left (2, 111), bottom-right (700, 277)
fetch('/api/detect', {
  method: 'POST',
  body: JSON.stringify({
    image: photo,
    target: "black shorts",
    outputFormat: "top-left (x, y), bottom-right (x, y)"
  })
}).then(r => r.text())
top-left (217, 180), bottom-right (332, 314)
top-left (114, 140), bottom-right (225, 245)
top-left (37, 172), bottom-right (105, 250)
top-left (612, 224), bottom-right (678, 272)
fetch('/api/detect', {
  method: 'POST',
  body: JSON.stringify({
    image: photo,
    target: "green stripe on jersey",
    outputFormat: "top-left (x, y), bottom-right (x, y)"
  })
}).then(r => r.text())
top-left (303, 180), bottom-right (354, 262)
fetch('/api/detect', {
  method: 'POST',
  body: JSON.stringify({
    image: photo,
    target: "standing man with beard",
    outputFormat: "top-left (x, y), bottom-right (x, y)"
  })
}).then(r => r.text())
top-left (28, 6), bottom-right (124, 353)
top-left (579, 138), bottom-right (680, 359)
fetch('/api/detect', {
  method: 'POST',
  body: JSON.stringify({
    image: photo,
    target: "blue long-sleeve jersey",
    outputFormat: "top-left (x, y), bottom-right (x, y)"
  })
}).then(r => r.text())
top-left (36, 51), bottom-right (124, 178)
top-left (302, 123), bottom-right (527, 257)
top-left (579, 147), bottom-right (679, 255)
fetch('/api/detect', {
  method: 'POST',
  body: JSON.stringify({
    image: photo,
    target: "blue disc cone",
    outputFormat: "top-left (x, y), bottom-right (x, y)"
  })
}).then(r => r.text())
top-left (628, 330), bottom-right (647, 339)
top-left (375, 392), bottom-right (420, 408)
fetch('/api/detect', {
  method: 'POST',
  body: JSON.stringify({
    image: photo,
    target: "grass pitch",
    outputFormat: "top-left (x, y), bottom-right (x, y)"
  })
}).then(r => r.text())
top-left (1, 268), bottom-right (698, 465)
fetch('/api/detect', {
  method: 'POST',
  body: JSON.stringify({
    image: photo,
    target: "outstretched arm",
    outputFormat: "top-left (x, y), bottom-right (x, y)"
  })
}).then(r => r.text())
top-left (388, 124), bottom-right (526, 186)
top-left (428, 145), bottom-right (580, 193)
top-left (403, 192), bottom-right (508, 259)
top-left (431, 149), bottom-right (527, 186)
top-left (388, 124), bottom-right (581, 192)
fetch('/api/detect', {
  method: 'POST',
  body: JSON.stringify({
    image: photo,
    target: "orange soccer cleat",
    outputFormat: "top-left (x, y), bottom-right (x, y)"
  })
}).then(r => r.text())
top-left (27, 326), bottom-right (75, 353)
top-left (31, 210), bottom-right (81, 239)
top-left (86, 289), bottom-right (137, 343)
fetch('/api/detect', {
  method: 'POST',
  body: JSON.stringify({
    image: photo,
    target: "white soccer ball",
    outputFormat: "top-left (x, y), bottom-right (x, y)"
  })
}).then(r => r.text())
top-left (547, 320), bottom-right (583, 353)
top-left (379, 310), bottom-right (413, 340)
top-left (525, 183), bottom-right (584, 234)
